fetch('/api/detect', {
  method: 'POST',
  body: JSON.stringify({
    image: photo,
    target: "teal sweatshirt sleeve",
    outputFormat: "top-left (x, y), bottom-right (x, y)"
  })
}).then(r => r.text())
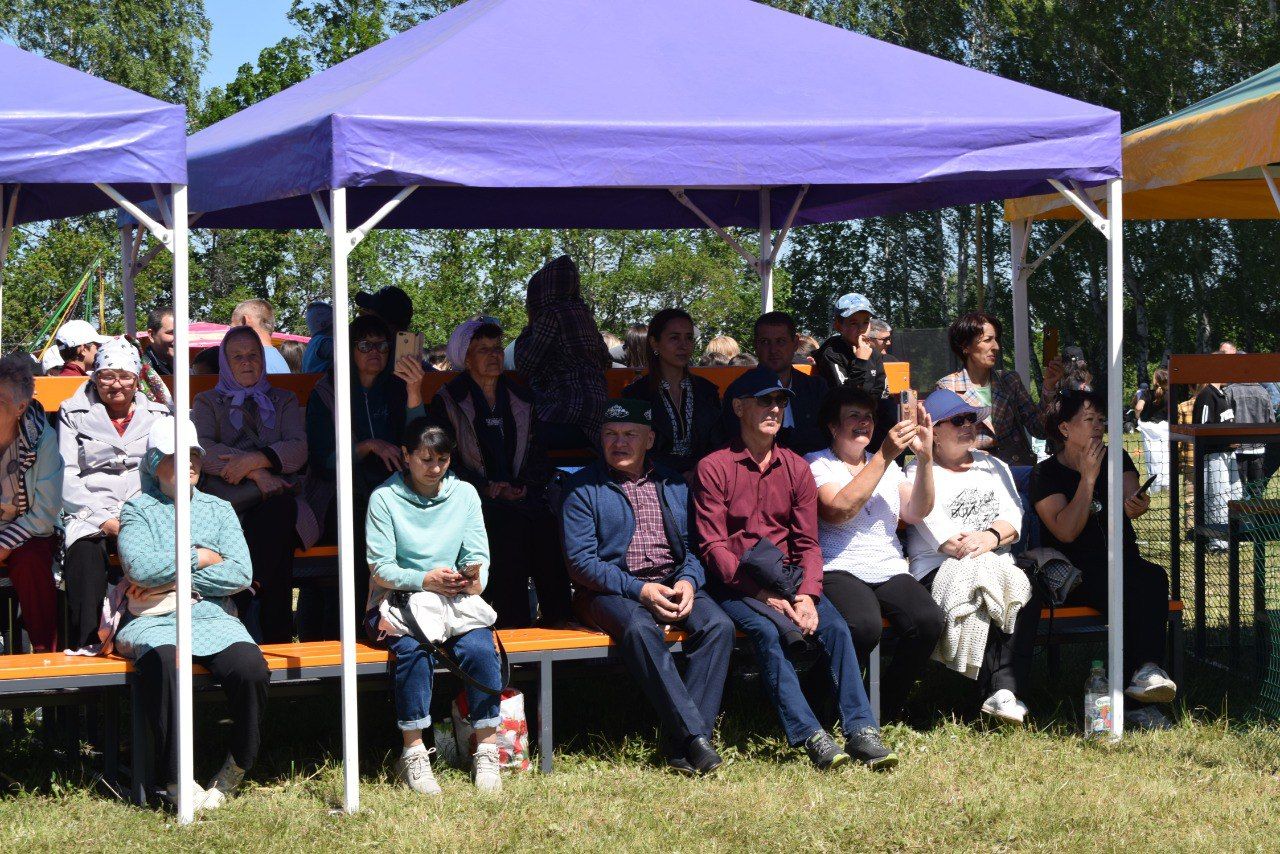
top-left (193, 499), bottom-right (253, 598)
top-left (455, 484), bottom-right (491, 591)
top-left (365, 487), bottom-right (426, 591)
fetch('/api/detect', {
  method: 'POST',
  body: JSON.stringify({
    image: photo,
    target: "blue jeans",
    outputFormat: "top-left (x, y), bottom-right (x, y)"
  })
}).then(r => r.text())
top-left (718, 594), bottom-right (877, 745)
top-left (386, 628), bottom-right (502, 732)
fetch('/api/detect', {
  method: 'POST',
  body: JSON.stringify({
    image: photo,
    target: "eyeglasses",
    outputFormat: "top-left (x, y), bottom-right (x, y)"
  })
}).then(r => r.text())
top-left (945, 413), bottom-right (979, 427)
top-left (95, 372), bottom-right (136, 387)
top-left (356, 340), bottom-right (390, 354)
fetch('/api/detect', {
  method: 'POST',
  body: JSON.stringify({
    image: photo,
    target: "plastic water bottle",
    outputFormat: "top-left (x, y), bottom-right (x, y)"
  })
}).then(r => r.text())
top-left (1083, 660), bottom-right (1112, 738)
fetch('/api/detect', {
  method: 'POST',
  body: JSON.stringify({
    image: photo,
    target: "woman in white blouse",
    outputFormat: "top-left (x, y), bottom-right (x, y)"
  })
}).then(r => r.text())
top-left (904, 389), bottom-right (1041, 724)
top-left (807, 385), bottom-right (939, 723)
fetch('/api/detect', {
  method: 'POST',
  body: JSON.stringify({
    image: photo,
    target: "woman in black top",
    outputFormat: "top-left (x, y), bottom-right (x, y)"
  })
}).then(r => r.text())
top-left (1030, 389), bottom-right (1176, 729)
top-left (621, 309), bottom-right (724, 476)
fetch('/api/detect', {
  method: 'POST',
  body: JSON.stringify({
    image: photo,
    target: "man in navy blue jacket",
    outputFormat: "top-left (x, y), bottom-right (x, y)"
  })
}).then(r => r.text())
top-left (562, 399), bottom-right (734, 775)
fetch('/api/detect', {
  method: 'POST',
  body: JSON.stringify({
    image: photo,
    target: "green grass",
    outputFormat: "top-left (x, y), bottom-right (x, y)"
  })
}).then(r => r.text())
top-left (4, 713), bottom-right (1280, 851)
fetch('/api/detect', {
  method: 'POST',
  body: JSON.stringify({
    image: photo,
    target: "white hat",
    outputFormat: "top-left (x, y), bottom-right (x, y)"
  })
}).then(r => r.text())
top-left (146, 416), bottom-right (204, 457)
top-left (93, 337), bottom-right (142, 376)
top-left (54, 319), bottom-right (109, 349)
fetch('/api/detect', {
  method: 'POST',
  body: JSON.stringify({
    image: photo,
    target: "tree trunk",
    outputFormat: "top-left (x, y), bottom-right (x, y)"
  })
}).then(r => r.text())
top-left (956, 205), bottom-right (969, 314)
top-left (1125, 250), bottom-right (1151, 386)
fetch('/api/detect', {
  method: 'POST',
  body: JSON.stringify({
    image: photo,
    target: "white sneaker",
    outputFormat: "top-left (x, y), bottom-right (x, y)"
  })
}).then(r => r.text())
top-left (398, 746), bottom-right (442, 796)
top-left (1125, 706), bottom-right (1174, 731)
top-left (980, 689), bottom-right (1028, 725)
top-left (472, 743), bottom-right (503, 793)
top-left (1125, 663), bottom-right (1177, 704)
top-left (163, 780), bottom-right (211, 811)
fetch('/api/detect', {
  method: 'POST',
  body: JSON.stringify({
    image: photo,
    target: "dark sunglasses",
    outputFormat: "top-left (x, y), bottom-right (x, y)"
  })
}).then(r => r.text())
top-left (355, 340), bottom-right (390, 354)
top-left (945, 413), bottom-right (979, 427)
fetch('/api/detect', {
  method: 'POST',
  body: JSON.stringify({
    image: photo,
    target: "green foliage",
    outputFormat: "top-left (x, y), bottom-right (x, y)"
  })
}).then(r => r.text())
top-left (5, 0), bottom-right (1280, 387)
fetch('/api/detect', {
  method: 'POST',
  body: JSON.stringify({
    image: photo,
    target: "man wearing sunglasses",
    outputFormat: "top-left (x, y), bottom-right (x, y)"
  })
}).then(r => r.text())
top-left (694, 366), bottom-right (897, 771)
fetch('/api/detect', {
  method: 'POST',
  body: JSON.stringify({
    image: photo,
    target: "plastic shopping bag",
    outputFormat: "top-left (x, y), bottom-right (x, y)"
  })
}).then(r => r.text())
top-left (452, 688), bottom-right (532, 772)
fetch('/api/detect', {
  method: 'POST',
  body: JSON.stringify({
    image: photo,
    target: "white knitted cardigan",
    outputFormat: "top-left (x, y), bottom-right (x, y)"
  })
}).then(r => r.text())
top-left (929, 553), bottom-right (1031, 680)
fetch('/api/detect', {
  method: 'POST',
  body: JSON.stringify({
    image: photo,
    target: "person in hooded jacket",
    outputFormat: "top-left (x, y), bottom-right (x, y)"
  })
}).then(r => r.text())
top-left (299, 314), bottom-right (425, 638)
top-left (514, 255), bottom-right (611, 449)
top-left (0, 354), bottom-right (62, 652)
top-left (428, 318), bottom-right (571, 627)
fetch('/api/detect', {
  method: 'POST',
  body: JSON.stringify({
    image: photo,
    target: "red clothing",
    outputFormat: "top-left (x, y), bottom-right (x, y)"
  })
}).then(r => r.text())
top-left (52, 362), bottom-right (88, 377)
top-left (693, 439), bottom-right (823, 600)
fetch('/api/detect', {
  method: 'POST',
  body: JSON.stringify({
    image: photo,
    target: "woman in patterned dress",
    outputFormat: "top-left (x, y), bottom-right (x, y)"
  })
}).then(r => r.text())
top-left (115, 417), bottom-right (268, 811)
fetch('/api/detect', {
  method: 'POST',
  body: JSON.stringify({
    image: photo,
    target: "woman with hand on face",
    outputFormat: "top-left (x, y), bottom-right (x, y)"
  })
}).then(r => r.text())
top-left (299, 315), bottom-right (425, 638)
top-left (364, 420), bottom-right (503, 797)
top-left (192, 325), bottom-right (308, 644)
top-left (905, 390), bottom-right (1042, 725)
top-left (115, 418), bottom-right (268, 811)
top-left (622, 308), bottom-right (725, 478)
top-left (1031, 389), bottom-right (1177, 730)
top-left (59, 338), bottom-right (170, 651)
top-left (807, 386), bottom-right (941, 723)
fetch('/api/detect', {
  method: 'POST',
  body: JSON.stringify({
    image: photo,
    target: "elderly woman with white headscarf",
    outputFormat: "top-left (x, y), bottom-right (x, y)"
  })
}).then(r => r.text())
top-left (426, 317), bottom-right (571, 628)
top-left (58, 337), bottom-right (171, 650)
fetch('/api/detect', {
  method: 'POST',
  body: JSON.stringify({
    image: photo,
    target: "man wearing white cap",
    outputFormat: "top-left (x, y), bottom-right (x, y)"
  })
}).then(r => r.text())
top-left (814, 293), bottom-right (886, 399)
top-left (49, 319), bottom-right (109, 377)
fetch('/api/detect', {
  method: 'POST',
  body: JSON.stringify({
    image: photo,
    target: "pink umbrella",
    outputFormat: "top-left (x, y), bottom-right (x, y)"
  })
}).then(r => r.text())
top-left (138, 321), bottom-right (309, 348)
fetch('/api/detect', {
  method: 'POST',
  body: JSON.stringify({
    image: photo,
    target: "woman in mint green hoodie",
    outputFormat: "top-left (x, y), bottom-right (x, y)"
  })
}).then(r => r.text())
top-left (364, 419), bottom-right (503, 796)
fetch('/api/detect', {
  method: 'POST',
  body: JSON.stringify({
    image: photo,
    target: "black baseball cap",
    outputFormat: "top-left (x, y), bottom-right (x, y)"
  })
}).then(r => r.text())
top-left (354, 286), bottom-right (413, 332)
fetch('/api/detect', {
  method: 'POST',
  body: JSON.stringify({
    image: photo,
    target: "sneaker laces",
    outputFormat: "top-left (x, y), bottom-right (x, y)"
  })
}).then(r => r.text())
top-left (474, 745), bottom-right (501, 778)
top-left (405, 748), bottom-right (437, 781)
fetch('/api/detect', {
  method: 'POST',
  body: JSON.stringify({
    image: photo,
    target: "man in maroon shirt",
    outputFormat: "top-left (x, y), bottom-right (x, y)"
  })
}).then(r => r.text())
top-left (694, 366), bottom-right (896, 771)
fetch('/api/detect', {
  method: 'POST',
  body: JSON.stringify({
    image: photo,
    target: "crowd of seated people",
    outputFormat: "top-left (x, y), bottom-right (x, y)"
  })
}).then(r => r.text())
top-left (4, 268), bottom-right (1183, 809)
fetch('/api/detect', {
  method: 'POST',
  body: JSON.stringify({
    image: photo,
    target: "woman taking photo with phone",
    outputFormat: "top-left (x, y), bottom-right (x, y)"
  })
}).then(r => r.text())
top-left (364, 418), bottom-right (504, 797)
top-left (1031, 389), bottom-right (1177, 730)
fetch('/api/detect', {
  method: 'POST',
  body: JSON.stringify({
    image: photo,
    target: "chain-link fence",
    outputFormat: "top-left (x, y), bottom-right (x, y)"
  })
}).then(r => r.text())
top-left (1128, 426), bottom-right (1280, 717)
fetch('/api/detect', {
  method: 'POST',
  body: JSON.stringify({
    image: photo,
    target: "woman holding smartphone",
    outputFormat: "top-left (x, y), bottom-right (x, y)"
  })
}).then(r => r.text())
top-left (364, 418), bottom-right (503, 796)
top-left (1031, 389), bottom-right (1177, 730)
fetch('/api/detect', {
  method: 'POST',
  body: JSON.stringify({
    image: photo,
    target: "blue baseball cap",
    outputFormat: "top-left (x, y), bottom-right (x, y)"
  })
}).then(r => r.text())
top-left (923, 389), bottom-right (981, 423)
top-left (835, 293), bottom-right (874, 318)
top-left (731, 366), bottom-right (797, 400)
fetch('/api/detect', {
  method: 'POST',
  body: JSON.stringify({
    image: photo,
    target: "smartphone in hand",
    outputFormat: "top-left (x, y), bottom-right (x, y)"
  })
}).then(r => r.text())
top-left (899, 389), bottom-right (918, 425)
top-left (460, 563), bottom-right (481, 580)
top-left (1135, 474), bottom-right (1157, 497)
top-left (394, 330), bottom-right (424, 366)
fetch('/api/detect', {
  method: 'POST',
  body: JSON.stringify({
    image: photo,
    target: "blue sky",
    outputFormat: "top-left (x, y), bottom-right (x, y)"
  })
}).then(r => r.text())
top-left (202, 0), bottom-right (298, 90)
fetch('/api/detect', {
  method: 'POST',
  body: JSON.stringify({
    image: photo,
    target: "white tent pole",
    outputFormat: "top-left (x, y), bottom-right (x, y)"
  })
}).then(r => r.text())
top-left (330, 187), bottom-right (360, 813)
top-left (670, 189), bottom-right (758, 266)
top-left (0, 185), bottom-right (19, 353)
top-left (759, 188), bottom-right (773, 313)
top-left (1262, 165), bottom-right (1280, 215)
top-left (1010, 217), bottom-right (1031, 386)
top-left (120, 226), bottom-right (137, 336)
top-left (168, 184), bottom-right (195, 821)
top-left (1105, 177), bottom-right (1125, 737)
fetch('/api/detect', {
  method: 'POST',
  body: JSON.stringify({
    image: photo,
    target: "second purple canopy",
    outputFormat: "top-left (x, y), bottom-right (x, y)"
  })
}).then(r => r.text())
top-left (187, 0), bottom-right (1120, 230)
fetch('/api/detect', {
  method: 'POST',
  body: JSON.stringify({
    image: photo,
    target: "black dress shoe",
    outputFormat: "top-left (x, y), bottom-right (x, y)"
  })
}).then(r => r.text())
top-left (684, 736), bottom-right (724, 776)
top-left (665, 754), bottom-right (697, 776)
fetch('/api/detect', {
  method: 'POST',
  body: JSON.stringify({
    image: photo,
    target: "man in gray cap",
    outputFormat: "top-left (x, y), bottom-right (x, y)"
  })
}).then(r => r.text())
top-left (562, 399), bottom-right (734, 776)
top-left (814, 292), bottom-right (886, 399)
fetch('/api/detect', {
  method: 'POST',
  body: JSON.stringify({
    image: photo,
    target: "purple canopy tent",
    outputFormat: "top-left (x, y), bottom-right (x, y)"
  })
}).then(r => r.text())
top-left (0, 43), bottom-right (199, 822)
top-left (173, 0), bottom-right (1128, 809)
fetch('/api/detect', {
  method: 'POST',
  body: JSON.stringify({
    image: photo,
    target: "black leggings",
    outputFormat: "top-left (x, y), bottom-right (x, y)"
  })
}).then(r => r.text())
top-left (62, 536), bottom-right (119, 650)
top-left (823, 572), bottom-right (944, 719)
top-left (233, 494), bottom-right (298, 644)
top-left (483, 505), bottom-right (572, 627)
top-left (135, 642), bottom-right (269, 785)
top-left (1079, 555), bottom-right (1168, 680)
